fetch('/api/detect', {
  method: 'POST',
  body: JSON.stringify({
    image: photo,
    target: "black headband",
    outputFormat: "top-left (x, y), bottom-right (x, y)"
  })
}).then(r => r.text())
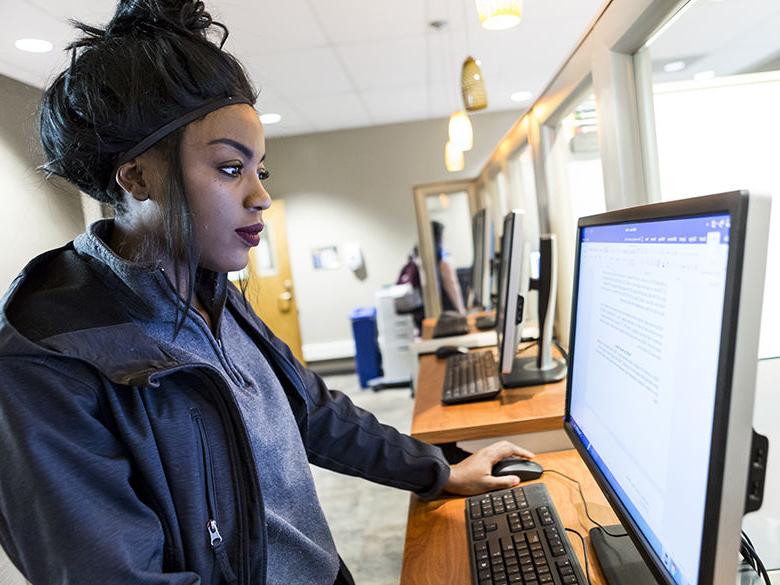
top-left (115, 95), bottom-right (253, 168)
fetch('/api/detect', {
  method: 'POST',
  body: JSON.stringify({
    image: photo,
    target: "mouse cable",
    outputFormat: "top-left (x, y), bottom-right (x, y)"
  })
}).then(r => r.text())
top-left (564, 527), bottom-right (592, 585)
top-left (741, 531), bottom-right (758, 573)
top-left (542, 469), bottom-right (627, 538)
top-left (517, 340), bottom-right (537, 355)
top-left (547, 470), bottom-right (773, 585)
top-left (552, 339), bottom-right (569, 365)
top-left (741, 531), bottom-right (772, 585)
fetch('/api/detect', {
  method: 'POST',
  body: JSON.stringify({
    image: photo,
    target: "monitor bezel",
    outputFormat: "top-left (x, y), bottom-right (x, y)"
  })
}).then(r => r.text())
top-left (564, 190), bottom-right (751, 585)
top-left (471, 209), bottom-right (490, 309)
top-left (496, 211), bottom-right (528, 374)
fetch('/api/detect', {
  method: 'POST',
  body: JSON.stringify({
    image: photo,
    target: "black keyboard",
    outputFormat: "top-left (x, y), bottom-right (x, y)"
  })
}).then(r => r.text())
top-left (433, 314), bottom-right (470, 338)
top-left (442, 351), bottom-right (501, 405)
top-left (466, 483), bottom-right (588, 585)
top-left (475, 315), bottom-right (496, 330)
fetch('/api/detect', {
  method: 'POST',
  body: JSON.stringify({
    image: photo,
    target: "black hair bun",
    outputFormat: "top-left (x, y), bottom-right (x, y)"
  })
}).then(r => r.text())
top-left (107, 0), bottom-right (217, 39)
top-left (68, 1), bottom-right (224, 54)
top-left (39, 0), bottom-right (256, 206)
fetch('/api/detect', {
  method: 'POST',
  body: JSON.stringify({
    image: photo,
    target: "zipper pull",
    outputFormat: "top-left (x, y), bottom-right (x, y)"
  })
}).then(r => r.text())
top-left (207, 519), bottom-right (223, 547)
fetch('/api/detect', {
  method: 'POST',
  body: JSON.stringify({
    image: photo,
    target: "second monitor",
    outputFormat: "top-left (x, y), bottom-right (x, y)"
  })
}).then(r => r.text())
top-left (496, 210), bottom-right (567, 387)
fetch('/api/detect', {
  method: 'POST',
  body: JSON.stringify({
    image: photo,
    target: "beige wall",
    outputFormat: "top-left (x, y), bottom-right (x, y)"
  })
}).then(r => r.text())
top-left (265, 109), bottom-right (521, 360)
top-left (0, 74), bottom-right (85, 295)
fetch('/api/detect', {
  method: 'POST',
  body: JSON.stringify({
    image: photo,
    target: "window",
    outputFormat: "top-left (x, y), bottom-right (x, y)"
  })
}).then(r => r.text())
top-left (637, 0), bottom-right (780, 360)
top-left (507, 144), bottom-right (541, 252)
top-left (546, 90), bottom-right (606, 345)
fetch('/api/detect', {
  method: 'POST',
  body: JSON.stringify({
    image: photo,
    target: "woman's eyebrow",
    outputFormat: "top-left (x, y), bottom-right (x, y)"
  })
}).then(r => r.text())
top-left (207, 137), bottom-right (255, 160)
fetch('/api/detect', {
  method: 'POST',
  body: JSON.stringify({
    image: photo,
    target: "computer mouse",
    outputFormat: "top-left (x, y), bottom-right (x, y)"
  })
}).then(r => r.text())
top-left (434, 345), bottom-right (469, 359)
top-left (491, 458), bottom-right (544, 481)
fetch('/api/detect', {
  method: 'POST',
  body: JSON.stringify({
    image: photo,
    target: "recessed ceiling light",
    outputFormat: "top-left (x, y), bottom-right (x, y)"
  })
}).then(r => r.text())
top-left (510, 91), bottom-right (533, 103)
top-left (664, 60), bottom-right (686, 73)
top-left (694, 70), bottom-right (716, 81)
top-left (14, 38), bottom-right (53, 53)
top-left (260, 113), bottom-right (281, 125)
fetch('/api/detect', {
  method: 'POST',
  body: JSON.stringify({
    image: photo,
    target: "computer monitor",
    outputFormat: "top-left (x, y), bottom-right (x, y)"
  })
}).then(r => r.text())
top-left (495, 211), bottom-right (567, 387)
top-left (565, 191), bottom-right (770, 585)
top-left (495, 211), bottom-right (530, 383)
top-left (471, 209), bottom-right (492, 309)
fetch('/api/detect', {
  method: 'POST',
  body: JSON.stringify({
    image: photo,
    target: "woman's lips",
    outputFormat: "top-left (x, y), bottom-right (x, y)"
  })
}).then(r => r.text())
top-left (235, 223), bottom-right (263, 247)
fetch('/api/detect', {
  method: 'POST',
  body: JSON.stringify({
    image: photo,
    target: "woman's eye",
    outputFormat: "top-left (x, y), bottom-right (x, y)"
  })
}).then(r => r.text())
top-left (258, 168), bottom-right (270, 181)
top-left (219, 164), bottom-right (242, 178)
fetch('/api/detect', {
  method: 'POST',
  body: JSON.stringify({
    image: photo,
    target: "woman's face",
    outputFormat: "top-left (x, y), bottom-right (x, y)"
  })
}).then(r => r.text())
top-left (180, 104), bottom-right (271, 273)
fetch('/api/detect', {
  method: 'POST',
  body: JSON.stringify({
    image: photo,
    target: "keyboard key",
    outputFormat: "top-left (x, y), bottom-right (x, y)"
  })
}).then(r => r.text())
top-left (551, 546), bottom-right (566, 557)
top-left (559, 566), bottom-right (573, 576)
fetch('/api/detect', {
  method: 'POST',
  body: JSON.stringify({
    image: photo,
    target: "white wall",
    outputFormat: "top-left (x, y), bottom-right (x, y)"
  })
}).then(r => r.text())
top-left (0, 74), bottom-right (85, 295)
top-left (652, 72), bottom-right (780, 359)
top-left (0, 73), bottom-right (84, 585)
top-left (265, 110), bottom-right (521, 360)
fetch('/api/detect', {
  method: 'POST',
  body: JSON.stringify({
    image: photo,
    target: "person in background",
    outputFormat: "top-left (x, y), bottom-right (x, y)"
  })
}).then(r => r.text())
top-left (0, 1), bottom-right (533, 584)
top-left (431, 220), bottom-right (467, 314)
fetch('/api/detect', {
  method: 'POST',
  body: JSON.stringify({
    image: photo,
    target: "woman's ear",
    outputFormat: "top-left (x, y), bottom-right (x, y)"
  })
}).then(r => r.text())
top-left (115, 157), bottom-right (153, 202)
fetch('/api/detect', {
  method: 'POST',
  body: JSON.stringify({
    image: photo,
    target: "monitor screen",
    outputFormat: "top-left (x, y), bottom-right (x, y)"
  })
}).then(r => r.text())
top-left (568, 213), bottom-right (732, 585)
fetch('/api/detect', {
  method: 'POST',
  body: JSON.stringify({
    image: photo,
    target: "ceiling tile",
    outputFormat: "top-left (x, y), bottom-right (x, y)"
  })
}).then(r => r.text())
top-left (246, 47), bottom-right (354, 98)
top-left (360, 85), bottom-right (430, 124)
top-left (289, 92), bottom-right (371, 132)
top-left (309, 0), bottom-right (426, 45)
top-left (216, 0), bottom-right (329, 54)
top-left (337, 36), bottom-right (427, 91)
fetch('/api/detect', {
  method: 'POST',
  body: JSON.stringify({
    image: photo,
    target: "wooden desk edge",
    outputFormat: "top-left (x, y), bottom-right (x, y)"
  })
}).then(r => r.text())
top-left (412, 415), bottom-right (565, 444)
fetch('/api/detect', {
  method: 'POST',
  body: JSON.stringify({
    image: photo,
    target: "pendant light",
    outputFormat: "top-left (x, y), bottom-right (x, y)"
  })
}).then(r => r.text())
top-left (461, 56), bottom-right (487, 111)
top-left (475, 0), bottom-right (523, 31)
top-left (445, 140), bottom-right (464, 172)
top-left (448, 110), bottom-right (473, 151)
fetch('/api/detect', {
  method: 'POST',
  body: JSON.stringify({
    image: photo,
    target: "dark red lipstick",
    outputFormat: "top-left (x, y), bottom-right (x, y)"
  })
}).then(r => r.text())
top-left (235, 223), bottom-right (263, 247)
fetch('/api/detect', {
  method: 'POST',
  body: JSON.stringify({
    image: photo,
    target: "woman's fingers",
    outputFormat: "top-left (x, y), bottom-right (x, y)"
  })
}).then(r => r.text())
top-left (485, 474), bottom-right (521, 490)
top-left (485, 441), bottom-right (535, 463)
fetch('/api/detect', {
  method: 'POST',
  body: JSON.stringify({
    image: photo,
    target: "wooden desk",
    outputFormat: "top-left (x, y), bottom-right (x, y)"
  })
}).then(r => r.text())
top-left (400, 449), bottom-right (620, 585)
top-left (411, 344), bottom-right (567, 444)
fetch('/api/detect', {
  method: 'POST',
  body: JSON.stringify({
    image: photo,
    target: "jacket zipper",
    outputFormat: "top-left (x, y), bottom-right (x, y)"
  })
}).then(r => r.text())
top-left (196, 369), bottom-right (266, 585)
top-left (145, 357), bottom-right (277, 583)
top-left (191, 408), bottom-right (238, 584)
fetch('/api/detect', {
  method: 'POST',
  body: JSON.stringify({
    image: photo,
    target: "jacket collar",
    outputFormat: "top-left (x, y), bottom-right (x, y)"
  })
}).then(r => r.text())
top-left (74, 219), bottom-right (229, 331)
top-left (0, 232), bottom-right (236, 388)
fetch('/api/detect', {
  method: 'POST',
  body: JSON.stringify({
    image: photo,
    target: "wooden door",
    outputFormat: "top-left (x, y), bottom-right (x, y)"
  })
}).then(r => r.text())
top-left (232, 200), bottom-right (305, 364)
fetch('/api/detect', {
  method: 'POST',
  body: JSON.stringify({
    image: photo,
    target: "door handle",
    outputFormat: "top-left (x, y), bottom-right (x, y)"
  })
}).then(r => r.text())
top-left (278, 280), bottom-right (294, 313)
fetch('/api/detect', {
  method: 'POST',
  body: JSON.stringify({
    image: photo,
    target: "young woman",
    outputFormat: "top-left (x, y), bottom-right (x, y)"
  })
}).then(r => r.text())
top-left (0, 1), bottom-right (533, 583)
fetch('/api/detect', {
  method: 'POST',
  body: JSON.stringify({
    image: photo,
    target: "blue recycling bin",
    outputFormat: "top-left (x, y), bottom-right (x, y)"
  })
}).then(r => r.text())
top-left (349, 307), bottom-right (382, 388)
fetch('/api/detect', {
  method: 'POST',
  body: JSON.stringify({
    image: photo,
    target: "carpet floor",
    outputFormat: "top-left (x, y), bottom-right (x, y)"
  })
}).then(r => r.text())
top-left (312, 374), bottom-right (416, 585)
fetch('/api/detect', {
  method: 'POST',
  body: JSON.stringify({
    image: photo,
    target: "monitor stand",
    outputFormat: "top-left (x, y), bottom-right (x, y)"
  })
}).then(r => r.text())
top-left (501, 355), bottom-right (567, 387)
top-left (502, 235), bottom-right (568, 388)
top-left (589, 526), bottom-right (658, 585)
